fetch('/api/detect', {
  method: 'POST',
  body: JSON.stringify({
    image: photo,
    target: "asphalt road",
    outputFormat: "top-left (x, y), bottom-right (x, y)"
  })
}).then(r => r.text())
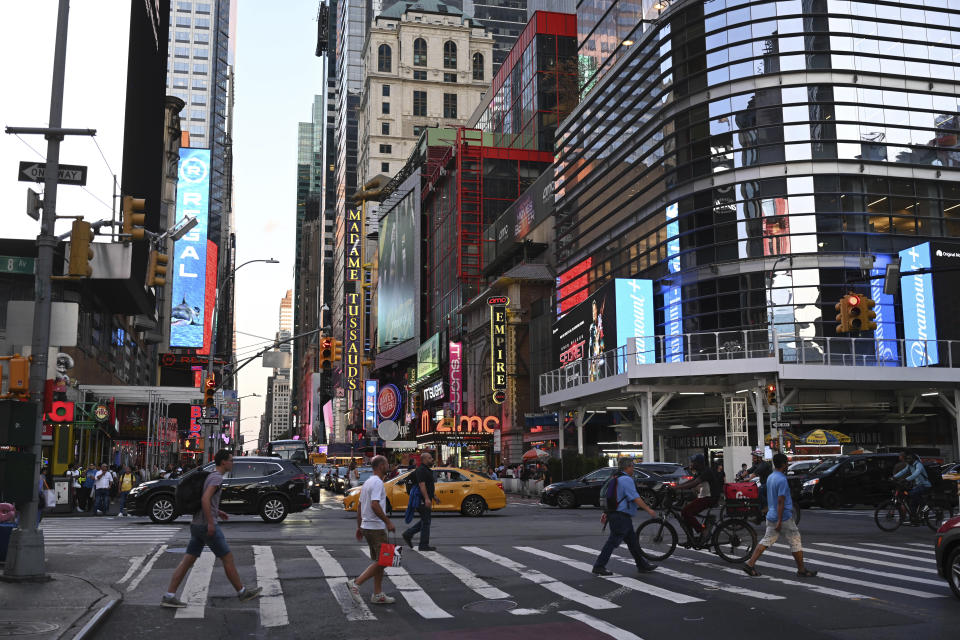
top-left (41, 491), bottom-right (958, 640)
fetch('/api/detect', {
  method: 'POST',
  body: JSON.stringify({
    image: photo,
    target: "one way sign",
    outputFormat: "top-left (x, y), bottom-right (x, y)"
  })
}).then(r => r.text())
top-left (18, 161), bottom-right (87, 186)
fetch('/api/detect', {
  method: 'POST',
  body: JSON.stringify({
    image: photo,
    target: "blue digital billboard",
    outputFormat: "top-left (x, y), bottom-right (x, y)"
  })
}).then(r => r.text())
top-left (664, 202), bottom-right (684, 363)
top-left (870, 254), bottom-right (900, 365)
top-left (615, 279), bottom-right (655, 364)
top-left (170, 148), bottom-right (211, 348)
top-left (899, 242), bottom-right (938, 367)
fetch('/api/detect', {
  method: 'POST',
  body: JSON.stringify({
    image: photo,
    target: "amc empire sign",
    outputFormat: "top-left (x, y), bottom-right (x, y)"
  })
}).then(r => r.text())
top-left (488, 296), bottom-right (509, 403)
top-left (345, 208), bottom-right (363, 391)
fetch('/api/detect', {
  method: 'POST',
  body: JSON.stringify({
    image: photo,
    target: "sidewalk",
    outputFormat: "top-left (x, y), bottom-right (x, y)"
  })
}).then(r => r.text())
top-left (0, 570), bottom-right (121, 640)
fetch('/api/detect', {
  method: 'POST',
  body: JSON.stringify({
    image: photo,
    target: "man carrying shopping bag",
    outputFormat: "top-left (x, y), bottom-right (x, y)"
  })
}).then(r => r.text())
top-left (347, 455), bottom-right (397, 605)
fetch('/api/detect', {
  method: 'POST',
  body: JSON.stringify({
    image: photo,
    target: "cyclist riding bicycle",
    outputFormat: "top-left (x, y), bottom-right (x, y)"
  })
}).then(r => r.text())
top-left (676, 454), bottom-right (722, 543)
top-left (892, 451), bottom-right (931, 524)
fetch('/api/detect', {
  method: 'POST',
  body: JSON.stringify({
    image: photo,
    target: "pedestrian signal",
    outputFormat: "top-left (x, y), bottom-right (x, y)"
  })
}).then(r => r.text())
top-left (122, 196), bottom-right (147, 241)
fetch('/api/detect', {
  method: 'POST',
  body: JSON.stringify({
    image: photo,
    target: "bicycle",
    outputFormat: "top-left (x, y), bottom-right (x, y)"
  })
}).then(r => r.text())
top-left (874, 484), bottom-right (954, 532)
top-left (636, 486), bottom-right (757, 563)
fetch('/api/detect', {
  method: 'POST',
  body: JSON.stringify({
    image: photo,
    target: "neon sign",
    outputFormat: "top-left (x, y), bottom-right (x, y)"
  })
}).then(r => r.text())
top-left (489, 296), bottom-right (509, 403)
top-left (419, 411), bottom-right (500, 435)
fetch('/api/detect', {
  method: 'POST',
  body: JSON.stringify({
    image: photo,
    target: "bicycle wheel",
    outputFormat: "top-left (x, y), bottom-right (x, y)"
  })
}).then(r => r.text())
top-left (925, 505), bottom-right (948, 531)
top-left (636, 518), bottom-right (677, 561)
top-left (712, 518), bottom-right (757, 564)
top-left (874, 499), bottom-right (904, 532)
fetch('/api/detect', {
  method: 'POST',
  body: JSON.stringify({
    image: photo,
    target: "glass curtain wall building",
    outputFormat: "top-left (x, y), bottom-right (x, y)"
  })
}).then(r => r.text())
top-left (555, 0), bottom-right (960, 360)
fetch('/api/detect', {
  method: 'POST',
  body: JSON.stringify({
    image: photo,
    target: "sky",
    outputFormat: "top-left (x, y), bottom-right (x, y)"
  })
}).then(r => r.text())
top-left (0, 1), bottom-right (323, 451)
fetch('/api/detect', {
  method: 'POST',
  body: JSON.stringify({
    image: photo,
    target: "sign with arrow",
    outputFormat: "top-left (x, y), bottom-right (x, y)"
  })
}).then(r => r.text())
top-left (18, 161), bottom-right (87, 186)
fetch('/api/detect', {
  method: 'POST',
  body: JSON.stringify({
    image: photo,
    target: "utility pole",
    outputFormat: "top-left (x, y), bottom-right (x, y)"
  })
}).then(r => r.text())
top-left (3, 0), bottom-right (95, 579)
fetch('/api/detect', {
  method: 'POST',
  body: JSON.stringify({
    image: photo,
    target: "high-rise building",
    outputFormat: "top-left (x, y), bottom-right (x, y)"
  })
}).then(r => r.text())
top-left (279, 289), bottom-right (293, 334)
top-left (268, 375), bottom-right (291, 441)
top-left (464, 0), bottom-right (532, 72)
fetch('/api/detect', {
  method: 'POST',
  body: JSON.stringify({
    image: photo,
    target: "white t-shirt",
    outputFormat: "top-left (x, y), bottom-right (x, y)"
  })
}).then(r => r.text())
top-left (66, 469), bottom-right (81, 488)
top-left (359, 475), bottom-right (387, 530)
top-left (94, 470), bottom-right (115, 490)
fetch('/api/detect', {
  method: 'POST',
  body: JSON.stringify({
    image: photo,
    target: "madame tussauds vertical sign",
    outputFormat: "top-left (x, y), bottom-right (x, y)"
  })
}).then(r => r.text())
top-left (345, 208), bottom-right (363, 390)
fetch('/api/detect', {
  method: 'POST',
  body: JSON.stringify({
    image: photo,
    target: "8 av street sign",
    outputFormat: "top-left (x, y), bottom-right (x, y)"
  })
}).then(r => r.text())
top-left (18, 161), bottom-right (87, 186)
top-left (0, 256), bottom-right (35, 275)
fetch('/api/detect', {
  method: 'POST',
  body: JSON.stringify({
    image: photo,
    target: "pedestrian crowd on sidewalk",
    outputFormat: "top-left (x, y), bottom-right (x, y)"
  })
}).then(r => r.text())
top-left (43, 460), bottom-right (185, 518)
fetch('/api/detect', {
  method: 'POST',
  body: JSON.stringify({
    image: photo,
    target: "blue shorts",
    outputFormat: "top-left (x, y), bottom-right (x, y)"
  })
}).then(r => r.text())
top-left (186, 524), bottom-right (230, 558)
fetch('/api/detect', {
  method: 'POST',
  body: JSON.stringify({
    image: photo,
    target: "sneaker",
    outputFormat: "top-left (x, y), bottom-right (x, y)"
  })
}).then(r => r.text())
top-left (402, 532), bottom-right (414, 548)
top-left (592, 567), bottom-right (613, 576)
top-left (345, 579), bottom-right (363, 605)
top-left (238, 586), bottom-right (263, 602)
top-left (637, 562), bottom-right (658, 573)
top-left (418, 545), bottom-right (437, 552)
top-left (370, 592), bottom-right (396, 605)
top-left (160, 595), bottom-right (187, 608)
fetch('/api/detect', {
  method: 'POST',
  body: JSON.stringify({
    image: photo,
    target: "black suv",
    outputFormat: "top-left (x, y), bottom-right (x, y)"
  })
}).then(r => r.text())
top-left (541, 466), bottom-right (668, 509)
top-left (126, 457), bottom-right (312, 524)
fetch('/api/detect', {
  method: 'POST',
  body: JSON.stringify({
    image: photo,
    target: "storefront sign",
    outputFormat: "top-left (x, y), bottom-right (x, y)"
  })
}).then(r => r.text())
top-left (189, 404), bottom-right (202, 438)
top-left (666, 434), bottom-right (721, 449)
top-left (489, 296), bottom-right (509, 403)
top-left (423, 380), bottom-right (445, 402)
top-left (364, 380), bottom-right (378, 433)
top-left (377, 384), bottom-right (402, 421)
top-left (93, 404), bottom-right (109, 422)
top-left (345, 208), bottom-right (364, 390)
top-left (418, 411), bottom-right (500, 435)
top-left (448, 341), bottom-right (462, 415)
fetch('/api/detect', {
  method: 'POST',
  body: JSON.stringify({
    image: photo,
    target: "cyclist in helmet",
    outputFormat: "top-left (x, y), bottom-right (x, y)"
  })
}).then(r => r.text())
top-left (676, 454), bottom-right (722, 543)
top-left (746, 450), bottom-right (773, 483)
top-left (892, 451), bottom-right (931, 524)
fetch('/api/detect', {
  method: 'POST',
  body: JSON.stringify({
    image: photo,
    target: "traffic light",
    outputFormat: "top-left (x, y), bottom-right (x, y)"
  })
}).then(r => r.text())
top-left (319, 337), bottom-right (333, 370)
top-left (835, 293), bottom-right (862, 333)
top-left (860, 297), bottom-right (877, 331)
top-left (766, 383), bottom-right (777, 406)
top-left (147, 250), bottom-right (169, 287)
top-left (331, 338), bottom-right (343, 363)
top-left (203, 374), bottom-right (216, 407)
top-left (122, 196), bottom-right (147, 241)
top-left (8, 355), bottom-right (30, 397)
top-left (68, 219), bottom-right (94, 277)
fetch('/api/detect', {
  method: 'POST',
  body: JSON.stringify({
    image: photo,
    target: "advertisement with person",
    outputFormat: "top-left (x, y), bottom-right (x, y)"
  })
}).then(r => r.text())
top-left (377, 174), bottom-right (420, 352)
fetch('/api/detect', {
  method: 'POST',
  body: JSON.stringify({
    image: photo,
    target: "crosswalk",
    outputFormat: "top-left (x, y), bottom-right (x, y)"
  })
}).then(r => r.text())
top-left (114, 536), bottom-right (949, 634)
top-left (39, 517), bottom-right (181, 546)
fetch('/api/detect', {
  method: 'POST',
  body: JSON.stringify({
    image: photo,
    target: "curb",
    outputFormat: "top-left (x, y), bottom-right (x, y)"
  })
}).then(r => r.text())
top-left (72, 598), bottom-right (120, 640)
top-left (55, 574), bottom-right (123, 640)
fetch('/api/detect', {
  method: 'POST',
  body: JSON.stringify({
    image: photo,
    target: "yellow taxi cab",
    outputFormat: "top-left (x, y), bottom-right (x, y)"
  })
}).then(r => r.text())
top-left (343, 467), bottom-right (506, 517)
top-left (943, 462), bottom-right (960, 483)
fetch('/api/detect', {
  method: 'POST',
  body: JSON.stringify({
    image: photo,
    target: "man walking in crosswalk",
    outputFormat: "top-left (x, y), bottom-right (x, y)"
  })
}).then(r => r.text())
top-left (347, 455), bottom-right (397, 605)
top-left (160, 449), bottom-right (263, 608)
top-left (592, 458), bottom-right (658, 575)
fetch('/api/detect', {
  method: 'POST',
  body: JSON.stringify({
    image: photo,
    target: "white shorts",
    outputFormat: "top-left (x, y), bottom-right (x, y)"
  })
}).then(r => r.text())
top-left (759, 517), bottom-right (802, 553)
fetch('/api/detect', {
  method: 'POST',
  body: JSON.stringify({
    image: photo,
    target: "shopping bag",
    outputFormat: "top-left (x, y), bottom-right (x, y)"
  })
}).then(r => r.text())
top-left (377, 540), bottom-right (403, 568)
top-left (43, 489), bottom-right (56, 509)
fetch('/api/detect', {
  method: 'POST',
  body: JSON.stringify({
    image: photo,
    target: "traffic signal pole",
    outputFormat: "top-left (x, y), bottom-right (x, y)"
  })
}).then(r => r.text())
top-left (2, 0), bottom-right (96, 580)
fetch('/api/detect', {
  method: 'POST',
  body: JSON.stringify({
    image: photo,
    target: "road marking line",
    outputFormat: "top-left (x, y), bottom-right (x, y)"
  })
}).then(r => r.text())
top-left (902, 543), bottom-right (936, 553)
top-left (798, 547), bottom-right (938, 575)
top-left (306, 546), bottom-right (376, 621)
top-left (117, 554), bottom-right (148, 585)
top-left (673, 551), bottom-right (870, 600)
top-left (419, 550), bottom-right (511, 600)
top-left (564, 545), bottom-right (783, 601)
top-left (253, 545), bottom-right (289, 627)
top-left (126, 544), bottom-right (167, 592)
top-left (745, 550), bottom-right (947, 597)
top-left (175, 552), bottom-right (215, 619)
top-left (516, 546), bottom-right (701, 604)
top-left (355, 549), bottom-right (452, 619)
top-left (463, 546), bottom-right (618, 610)
top-left (559, 610), bottom-right (644, 640)
top-left (815, 543), bottom-right (937, 563)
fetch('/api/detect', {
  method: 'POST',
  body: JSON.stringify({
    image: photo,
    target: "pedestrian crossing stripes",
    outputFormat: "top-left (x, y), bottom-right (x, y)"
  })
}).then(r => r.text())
top-left (39, 518), bottom-right (181, 546)
top-left (122, 538), bottom-right (950, 632)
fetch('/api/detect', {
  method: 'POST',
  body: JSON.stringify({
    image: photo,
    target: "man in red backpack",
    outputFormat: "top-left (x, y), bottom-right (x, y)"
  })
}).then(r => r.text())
top-left (592, 458), bottom-right (658, 575)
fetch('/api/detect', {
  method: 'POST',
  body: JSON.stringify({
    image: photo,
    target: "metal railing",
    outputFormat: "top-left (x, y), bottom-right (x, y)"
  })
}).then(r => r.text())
top-left (540, 330), bottom-right (960, 398)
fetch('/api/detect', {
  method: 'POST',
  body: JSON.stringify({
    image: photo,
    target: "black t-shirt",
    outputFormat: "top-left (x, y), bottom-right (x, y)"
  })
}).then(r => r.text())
top-left (414, 464), bottom-right (435, 500)
top-left (748, 461), bottom-right (773, 482)
top-left (697, 467), bottom-right (723, 501)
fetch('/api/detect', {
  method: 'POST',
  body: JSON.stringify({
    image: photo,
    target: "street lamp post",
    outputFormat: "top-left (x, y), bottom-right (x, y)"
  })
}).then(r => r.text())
top-left (203, 258), bottom-right (278, 462)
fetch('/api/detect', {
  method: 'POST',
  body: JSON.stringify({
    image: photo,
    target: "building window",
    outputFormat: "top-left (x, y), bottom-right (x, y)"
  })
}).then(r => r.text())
top-left (381, 162), bottom-right (390, 173)
top-left (192, 78), bottom-right (208, 90)
top-left (381, 122), bottom-right (390, 135)
top-left (413, 125), bottom-right (425, 137)
top-left (175, 16), bottom-right (191, 28)
top-left (193, 48), bottom-right (209, 59)
top-left (378, 44), bottom-right (392, 72)
top-left (196, 2), bottom-right (211, 13)
top-left (194, 17), bottom-right (210, 28)
top-left (443, 40), bottom-right (457, 69)
top-left (444, 73), bottom-right (457, 83)
top-left (413, 38), bottom-right (427, 66)
top-left (192, 94), bottom-right (207, 105)
top-left (382, 101), bottom-right (390, 114)
top-left (190, 109), bottom-right (206, 120)
top-left (193, 62), bottom-right (208, 74)
top-left (189, 125), bottom-right (206, 136)
top-left (194, 31), bottom-right (209, 44)
top-left (175, 31), bottom-right (190, 42)
top-left (382, 84), bottom-right (390, 97)
top-left (172, 76), bottom-right (189, 88)
top-left (443, 93), bottom-right (457, 119)
top-left (379, 144), bottom-right (392, 153)
top-left (413, 90), bottom-right (427, 116)
top-left (177, 1), bottom-right (192, 10)
top-left (174, 46), bottom-right (190, 57)
top-left (473, 52), bottom-right (483, 80)
top-left (413, 70), bottom-right (427, 80)
top-left (173, 61), bottom-right (190, 73)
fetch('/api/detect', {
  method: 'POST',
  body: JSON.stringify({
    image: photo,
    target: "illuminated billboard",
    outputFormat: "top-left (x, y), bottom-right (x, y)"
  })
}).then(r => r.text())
top-left (899, 242), bottom-right (938, 367)
top-left (870, 254), bottom-right (900, 365)
top-left (170, 148), bottom-right (211, 349)
top-left (345, 208), bottom-right (364, 391)
top-left (377, 179), bottom-right (419, 351)
top-left (664, 202), bottom-right (684, 363)
top-left (417, 333), bottom-right (440, 382)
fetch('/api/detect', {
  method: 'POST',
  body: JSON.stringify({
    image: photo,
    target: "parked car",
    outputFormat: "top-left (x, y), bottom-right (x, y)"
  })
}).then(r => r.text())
top-left (935, 514), bottom-right (960, 600)
top-left (800, 453), bottom-right (902, 508)
top-left (788, 458), bottom-right (838, 504)
top-left (942, 462), bottom-right (960, 484)
top-left (540, 466), bottom-right (668, 509)
top-left (126, 456), bottom-right (312, 524)
top-left (787, 460), bottom-right (823, 475)
top-left (342, 467), bottom-right (505, 517)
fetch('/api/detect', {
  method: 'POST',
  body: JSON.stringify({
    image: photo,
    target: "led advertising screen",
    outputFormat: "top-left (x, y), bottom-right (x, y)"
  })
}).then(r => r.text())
top-left (377, 184), bottom-right (418, 351)
top-left (417, 333), bottom-right (440, 382)
top-left (870, 254), bottom-right (900, 365)
top-left (557, 257), bottom-right (592, 315)
top-left (170, 148), bottom-right (211, 348)
top-left (553, 278), bottom-right (654, 375)
top-left (664, 202), bottom-right (684, 363)
top-left (899, 242), bottom-right (938, 366)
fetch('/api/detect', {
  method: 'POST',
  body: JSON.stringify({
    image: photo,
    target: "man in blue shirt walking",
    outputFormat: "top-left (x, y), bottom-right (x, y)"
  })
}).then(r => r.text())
top-left (743, 453), bottom-right (817, 578)
top-left (592, 458), bottom-right (659, 575)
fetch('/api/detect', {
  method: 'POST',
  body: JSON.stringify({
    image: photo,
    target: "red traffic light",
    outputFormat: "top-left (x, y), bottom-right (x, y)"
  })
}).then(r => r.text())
top-left (847, 294), bottom-right (860, 306)
top-left (766, 384), bottom-right (775, 392)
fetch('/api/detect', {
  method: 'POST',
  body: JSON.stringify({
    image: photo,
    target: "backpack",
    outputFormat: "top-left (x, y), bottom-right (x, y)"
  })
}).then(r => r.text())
top-left (922, 463), bottom-right (942, 487)
top-left (175, 470), bottom-right (210, 515)
top-left (599, 471), bottom-right (626, 513)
